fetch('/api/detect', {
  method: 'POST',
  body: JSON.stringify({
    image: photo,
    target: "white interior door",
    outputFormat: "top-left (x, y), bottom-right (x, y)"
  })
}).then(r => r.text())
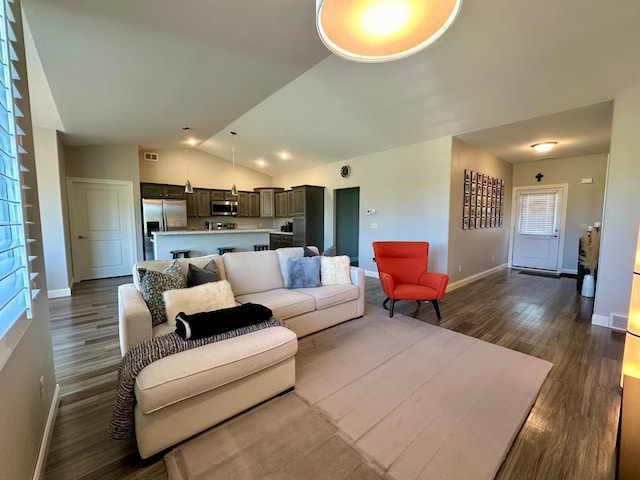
top-left (68, 178), bottom-right (136, 281)
top-left (512, 187), bottom-right (565, 271)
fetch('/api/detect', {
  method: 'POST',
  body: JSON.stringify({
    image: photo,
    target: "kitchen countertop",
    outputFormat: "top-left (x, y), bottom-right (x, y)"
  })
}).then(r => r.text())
top-left (153, 228), bottom-right (279, 236)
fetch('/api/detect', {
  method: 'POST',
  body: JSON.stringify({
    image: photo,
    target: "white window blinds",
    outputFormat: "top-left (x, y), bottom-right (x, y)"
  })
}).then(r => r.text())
top-left (518, 191), bottom-right (557, 236)
top-left (0, 0), bottom-right (35, 341)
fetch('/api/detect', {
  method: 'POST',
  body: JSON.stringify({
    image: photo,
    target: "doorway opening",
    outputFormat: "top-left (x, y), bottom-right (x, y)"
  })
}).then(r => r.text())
top-left (334, 187), bottom-right (360, 266)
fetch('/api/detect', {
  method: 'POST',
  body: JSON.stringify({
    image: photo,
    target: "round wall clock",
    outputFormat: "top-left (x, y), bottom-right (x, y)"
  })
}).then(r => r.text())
top-left (340, 165), bottom-right (351, 178)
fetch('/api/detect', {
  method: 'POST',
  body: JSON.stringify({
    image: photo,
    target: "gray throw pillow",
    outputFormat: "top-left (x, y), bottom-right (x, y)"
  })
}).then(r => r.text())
top-left (187, 259), bottom-right (220, 287)
top-left (287, 256), bottom-right (321, 288)
top-left (303, 246), bottom-right (318, 257)
top-left (322, 245), bottom-right (336, 257)
top-left (138, 260), bottom-right (186, 326)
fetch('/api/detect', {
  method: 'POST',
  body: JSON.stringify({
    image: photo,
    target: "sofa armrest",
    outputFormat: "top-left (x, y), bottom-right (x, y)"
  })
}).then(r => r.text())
top-left (350, 266), bottom-right (365, 317)
top-left (118, 283), bottom-right (153, 356)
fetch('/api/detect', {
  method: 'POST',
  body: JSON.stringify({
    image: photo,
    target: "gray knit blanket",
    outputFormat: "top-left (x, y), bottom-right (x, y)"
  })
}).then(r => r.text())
top-left (108, 319), bottom-right (288, 440)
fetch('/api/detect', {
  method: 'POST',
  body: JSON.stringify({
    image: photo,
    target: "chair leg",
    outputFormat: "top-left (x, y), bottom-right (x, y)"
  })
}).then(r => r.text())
top-left (389, 299), bottom-right (395, 317)
top-left (382, 297), bottom-right (390, 308)
top-left (432, 300), bottom-right (442, 320)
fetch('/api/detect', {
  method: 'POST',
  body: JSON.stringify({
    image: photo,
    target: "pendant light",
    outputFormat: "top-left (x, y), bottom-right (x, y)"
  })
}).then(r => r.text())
top-left (230, 131), bottom-right (238, 196)
top-left (184, 161), bottom-right (193, 194)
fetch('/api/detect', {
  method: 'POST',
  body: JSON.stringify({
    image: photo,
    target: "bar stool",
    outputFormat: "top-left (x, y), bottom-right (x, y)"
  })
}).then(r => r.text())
top-left (170, 249), bottom-right (190, 259)
top-left (253, 244), bottom-right (269, 251)
top-left (217, 247), bottom-right (235, 254)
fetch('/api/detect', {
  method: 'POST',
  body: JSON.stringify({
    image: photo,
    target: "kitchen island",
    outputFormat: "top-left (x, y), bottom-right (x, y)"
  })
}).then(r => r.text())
top-left (152, 229), bottom-right (280, 260)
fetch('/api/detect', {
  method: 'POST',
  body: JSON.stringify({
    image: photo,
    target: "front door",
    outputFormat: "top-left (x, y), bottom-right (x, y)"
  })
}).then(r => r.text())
top-left (511, 186), bottom-right (565, 271)
top-left (68, 178), bottom-right (136, 280)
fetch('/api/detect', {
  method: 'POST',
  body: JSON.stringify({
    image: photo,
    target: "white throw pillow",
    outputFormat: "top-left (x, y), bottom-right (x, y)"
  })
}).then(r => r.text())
top-left (163, 279), bottom-right (236, 327)
top-left (320, 255), bottom-right (351, 286)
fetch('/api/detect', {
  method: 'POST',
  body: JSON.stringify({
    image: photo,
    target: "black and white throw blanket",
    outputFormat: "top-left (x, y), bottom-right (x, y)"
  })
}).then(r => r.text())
top-left (108, 318), bottom-right (288, 441)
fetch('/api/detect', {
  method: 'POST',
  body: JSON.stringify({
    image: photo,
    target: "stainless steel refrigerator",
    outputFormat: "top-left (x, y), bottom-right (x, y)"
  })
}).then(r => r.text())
top-left (142, 199), bottom-right (188, 260)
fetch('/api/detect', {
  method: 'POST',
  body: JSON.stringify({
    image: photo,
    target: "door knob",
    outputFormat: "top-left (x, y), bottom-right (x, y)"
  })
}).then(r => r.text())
top-left (78, 235), bottom-right (86, 239)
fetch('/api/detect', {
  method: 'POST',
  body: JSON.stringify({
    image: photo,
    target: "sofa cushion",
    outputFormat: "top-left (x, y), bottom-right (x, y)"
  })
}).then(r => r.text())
top-left (294, 284), bottom-right (359, 310)
top-left (320, 255), bottom-right (352, 286)
top-left (287, 256), bottom-right (321, 288)
top-left (138, 260), bottom-right (186, 326)
top-left (223, 251), bottom-right (284, 296)
top-left (186, 260), bottom-right (220, 287)
top-left (134, 326), bottom-right (298, 414)
top-left (235, 288), bottom-right (315, 320)
top-left (133, 254), bottom-right (226, 290)
top-left (163, 280), bottom-right (237, 327)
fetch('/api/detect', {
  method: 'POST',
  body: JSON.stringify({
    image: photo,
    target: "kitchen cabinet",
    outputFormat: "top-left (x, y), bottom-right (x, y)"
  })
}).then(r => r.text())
top-left (141, 182), bottom-right (185, 199)
top-left (192, 189), bottom-right (211, 217)
top-left (186, 192), bottom-right (196, 217)
top-left (255, 188), bottom-right (284, 218)
top-left (237, 192), bottom-right (249, 217)
top-left (248, 192), bottom-right (260, 217)
top-left (275, 191), bottom-right (290, 217)
top-left (291, 185), bottom-right (325, 250)
top-left (210, 190), bottom-right (226, 201)
top-left (269, 233), bottom-right (293, 250)
top-left (287, 190), bottom-right (294, 216)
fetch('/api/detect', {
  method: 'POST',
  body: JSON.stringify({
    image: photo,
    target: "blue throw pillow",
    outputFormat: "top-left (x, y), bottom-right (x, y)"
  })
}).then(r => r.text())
top-left (287, 256), bottom-right (321, 288)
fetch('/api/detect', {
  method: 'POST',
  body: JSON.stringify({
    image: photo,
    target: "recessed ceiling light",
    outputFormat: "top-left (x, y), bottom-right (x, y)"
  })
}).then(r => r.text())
top-left (531, 142), bottom-right (557, 153)
top-left (279, 151), bottom-right (289, 160)
top-left (186, 138), bottom-right (197, 146)
top-left (255, 159), bottom-right (267, 167)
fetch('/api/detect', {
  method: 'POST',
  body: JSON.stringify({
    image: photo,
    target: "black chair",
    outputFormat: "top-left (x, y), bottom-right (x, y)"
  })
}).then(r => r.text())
top-left (253, 244), bottom-right (269, 251)
top-left (170, 249), bottom-right (190, 259)
top-left (217, 247), bottom-right (235, 254)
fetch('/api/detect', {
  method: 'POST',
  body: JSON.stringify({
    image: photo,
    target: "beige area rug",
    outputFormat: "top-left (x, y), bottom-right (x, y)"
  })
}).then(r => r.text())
top-left (165, 305), bottom-right (553, 480)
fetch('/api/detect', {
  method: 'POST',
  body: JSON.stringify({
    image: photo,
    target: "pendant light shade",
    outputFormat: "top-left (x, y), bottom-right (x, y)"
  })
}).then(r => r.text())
top-left (230, 131), bottom-right (238, 196)
top-left (184, 161), bottom-right (193, 194)
top-left (316, 0), bottom-right (462, 63)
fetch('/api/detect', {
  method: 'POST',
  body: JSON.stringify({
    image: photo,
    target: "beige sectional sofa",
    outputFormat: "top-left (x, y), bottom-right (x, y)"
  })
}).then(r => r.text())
top-left (117, 247), bottom-right (365, 458)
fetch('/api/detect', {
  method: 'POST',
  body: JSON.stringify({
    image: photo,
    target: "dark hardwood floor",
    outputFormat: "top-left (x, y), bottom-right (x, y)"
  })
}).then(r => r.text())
top-left (43, 269), bottom-right (624, 480)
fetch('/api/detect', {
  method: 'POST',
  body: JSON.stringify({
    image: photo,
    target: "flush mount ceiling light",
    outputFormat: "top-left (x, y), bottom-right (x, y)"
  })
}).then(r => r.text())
top-left (531, 142), bottom-right (558, 153)
top-left (316, 0), bottom-right (462, 63)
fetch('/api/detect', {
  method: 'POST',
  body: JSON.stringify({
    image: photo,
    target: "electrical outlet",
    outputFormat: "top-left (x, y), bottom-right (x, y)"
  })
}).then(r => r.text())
top-left (492, 255), bottom-right (495, 262)
top-left (39, 376), bottom-right (44, 399)
top-left (370, 223), bottom-right (378, 229)
top-left (458, 265), bottom-right (462, 273)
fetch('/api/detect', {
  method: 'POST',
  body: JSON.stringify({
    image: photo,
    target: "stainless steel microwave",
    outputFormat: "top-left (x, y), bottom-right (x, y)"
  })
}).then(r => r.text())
top-left (211, 200), bottom-right (238, 216)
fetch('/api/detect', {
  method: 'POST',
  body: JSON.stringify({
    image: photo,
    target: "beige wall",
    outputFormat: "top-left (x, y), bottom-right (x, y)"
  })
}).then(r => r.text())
top-left (274, 136), bottom-right (453, 274)
top-left (594, 88), bottom-right (640, 327)
top-left (448, 138), bottom-right (513, 283)
top-left (34, 126), bottom-right (72, 296)
top-left (65, 144), bottom-right (144, 260)
top-left (138, 148), bottom-right (273, 192)
top-left (513, 154), bottom-right (608, 272)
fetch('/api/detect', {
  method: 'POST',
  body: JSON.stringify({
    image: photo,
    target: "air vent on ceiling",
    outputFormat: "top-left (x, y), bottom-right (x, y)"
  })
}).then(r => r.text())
top-left (610, 313), bottom-right (628, 331)
top-left (144, 152), bottom-right (159, 162)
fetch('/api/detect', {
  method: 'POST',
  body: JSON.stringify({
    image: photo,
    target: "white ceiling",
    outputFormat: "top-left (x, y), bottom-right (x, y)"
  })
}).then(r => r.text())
top-left (22, 0), bottom-right (640, 176)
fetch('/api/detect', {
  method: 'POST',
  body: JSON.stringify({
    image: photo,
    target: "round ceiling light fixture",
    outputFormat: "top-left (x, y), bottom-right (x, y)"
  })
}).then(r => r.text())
top-left (531, 142), bottom-right (558, 153)
top-left (316, 0), bottom-right (462, 63)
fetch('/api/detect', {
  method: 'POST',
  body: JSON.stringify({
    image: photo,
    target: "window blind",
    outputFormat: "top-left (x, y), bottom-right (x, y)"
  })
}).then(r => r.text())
top-left (0, 0), bottom-right (34, 341)
top-left (518, 191), bottom-right (557, 236)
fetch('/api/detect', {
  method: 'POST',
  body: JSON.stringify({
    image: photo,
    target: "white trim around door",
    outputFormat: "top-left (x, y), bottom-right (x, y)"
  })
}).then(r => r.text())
top-left (508, 183), bottom-right (569, 274)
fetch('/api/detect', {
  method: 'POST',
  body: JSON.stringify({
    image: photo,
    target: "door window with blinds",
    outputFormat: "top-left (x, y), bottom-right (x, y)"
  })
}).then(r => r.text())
top-left (0, 0), bottom-right (35, 348)
top-left (517, 190), bottom-right (558, 236)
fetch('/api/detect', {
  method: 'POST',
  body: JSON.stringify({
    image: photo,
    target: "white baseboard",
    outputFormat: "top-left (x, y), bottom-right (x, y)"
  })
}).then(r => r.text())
top-left (48, 288), bottom-right (71, 299)
top-left (591, 314), bottom-right (610, 328)
top-left (33, 383), bottom-right (60, 480)
top-left (446, 264), bottom-right (508, 292)
top-left (364, 269), bottom-right (379, 278)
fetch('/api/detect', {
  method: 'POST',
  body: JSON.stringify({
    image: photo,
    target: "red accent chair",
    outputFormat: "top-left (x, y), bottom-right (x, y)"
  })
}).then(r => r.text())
top-left (372, 241), bottom-right (449, 318)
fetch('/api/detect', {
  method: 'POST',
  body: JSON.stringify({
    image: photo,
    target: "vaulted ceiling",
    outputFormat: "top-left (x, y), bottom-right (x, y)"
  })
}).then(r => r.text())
top-left (22, 0), bottom-right (640, 175)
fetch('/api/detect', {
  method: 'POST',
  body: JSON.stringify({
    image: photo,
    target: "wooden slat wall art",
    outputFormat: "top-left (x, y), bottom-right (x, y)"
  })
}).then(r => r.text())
top-left (462, 169), bottom-right (505, 230)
